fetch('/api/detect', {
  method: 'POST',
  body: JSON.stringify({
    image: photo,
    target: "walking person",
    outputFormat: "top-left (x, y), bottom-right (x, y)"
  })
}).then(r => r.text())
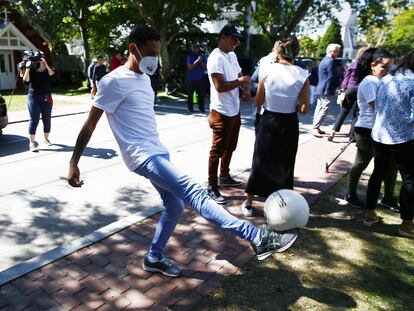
top-left (367, 50), bottom-right (414, 237)
top-left (242, 36), bottom-right (310, 216)
top-left (186, 43), bottom-right (207, 112)
top-left (87, 58), bottom-right (97, 99)
top-left (328, 46), bottom-right (369, 142)
top-left (206, 24), bottom-right (251, 205)
top-left (312, 43), bottom-right (342, 137)
top-left (91, 56), bottom-right (107, 97)
top-left (68, 25), bottom-right (299, 278)
top-left (344, 48), bottom-right (398, 218)
top-left (21, 56), bottom-right (55, 152)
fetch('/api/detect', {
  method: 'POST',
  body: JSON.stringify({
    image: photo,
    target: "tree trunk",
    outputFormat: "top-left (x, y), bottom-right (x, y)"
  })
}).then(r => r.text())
top-left (244, 3), bottom-right (252, 57)
top-left (159, 26), bottom-right (170, 78)
top-left (279, 0), bottom-right (314, 38)
top-left (78, 8), bottom-right (90, 75)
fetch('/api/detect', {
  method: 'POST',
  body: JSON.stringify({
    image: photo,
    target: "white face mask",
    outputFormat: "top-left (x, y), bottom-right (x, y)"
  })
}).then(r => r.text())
top-left (135, 46), bottom-right (158, 75)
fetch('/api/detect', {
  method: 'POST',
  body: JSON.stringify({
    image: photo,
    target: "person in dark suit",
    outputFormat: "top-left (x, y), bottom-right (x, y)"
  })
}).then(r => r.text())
top-left (312, 43), bottom-right (341, 137)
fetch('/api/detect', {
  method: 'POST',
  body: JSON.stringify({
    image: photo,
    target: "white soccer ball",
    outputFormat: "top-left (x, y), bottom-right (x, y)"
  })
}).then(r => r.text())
top-left (264, 189), bottom-right (309, 231)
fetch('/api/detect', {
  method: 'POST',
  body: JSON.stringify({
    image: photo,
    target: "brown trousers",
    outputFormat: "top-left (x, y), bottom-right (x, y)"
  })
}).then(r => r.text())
top-left (208, 109), bottom-right (241, 186)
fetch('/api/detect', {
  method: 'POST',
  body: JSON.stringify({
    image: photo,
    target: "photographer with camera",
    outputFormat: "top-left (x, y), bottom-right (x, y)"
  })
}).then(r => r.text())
top-left (19, 50), bottom-right (55, 152)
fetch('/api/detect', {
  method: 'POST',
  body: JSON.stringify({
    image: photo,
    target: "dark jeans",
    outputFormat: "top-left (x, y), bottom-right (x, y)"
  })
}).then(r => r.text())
top-left (28, 93), bottom-right (53, 135)
top-left (332, 87), bottom-right (358, 133)
top-left (208, 110), bottom-right (241, 187)
top-left (348, 127), bottom-right (397, 199)
top-left (367, 140), bottom-right (413, 220)
top-left (187, 79), bottom-right (205, 111)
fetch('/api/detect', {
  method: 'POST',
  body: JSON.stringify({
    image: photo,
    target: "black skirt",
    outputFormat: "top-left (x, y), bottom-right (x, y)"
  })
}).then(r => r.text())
top-left (246, 110), bottom-right (299, 198)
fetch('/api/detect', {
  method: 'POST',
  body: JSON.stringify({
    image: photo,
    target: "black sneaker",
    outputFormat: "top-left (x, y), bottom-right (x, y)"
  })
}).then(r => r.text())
top-left (218, 175), bottom-right (242, 187)
top-left (251, 226), bottom-right (299, 261)
top-left (344, 194), bottom-right (364, 209)
top-left (142, 254), bottom-right (181, 277)
top-left (380, 197), bottom-right (400, 212)
top-left (207, 186), bottom-right (227, 204)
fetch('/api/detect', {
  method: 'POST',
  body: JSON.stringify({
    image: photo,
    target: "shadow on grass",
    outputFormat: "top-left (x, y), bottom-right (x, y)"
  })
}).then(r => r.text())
top-left (197, 175), bottom-right (413, 310)
top-left (195, 259), bottom-right (357, 310)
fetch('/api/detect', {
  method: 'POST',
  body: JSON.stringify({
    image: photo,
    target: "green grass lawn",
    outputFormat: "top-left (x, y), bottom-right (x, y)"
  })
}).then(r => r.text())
top-left (2, 85), bottom-right (90, 112)
top-left (196, 174), bottom-right (413, 311)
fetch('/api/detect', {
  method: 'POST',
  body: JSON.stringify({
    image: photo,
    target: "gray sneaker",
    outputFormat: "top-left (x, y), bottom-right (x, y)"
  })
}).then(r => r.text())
top-left (207, 186), bottom-right (227, 205)
top-left (218, 175), bottom-right (242, 187)
top-left (142, 254), bottom-right (181, 277)
top-left (251, 226), bottom-right (299, 261)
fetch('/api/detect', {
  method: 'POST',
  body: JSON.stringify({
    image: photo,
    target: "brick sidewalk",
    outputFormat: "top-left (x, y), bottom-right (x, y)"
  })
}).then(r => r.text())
top-left (0, 133), bottom-right (356, 310)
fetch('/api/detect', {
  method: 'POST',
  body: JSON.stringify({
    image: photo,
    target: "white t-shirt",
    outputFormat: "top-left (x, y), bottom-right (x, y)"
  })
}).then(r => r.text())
top-left (355, 75), bottom-right (380, 129)
top-left (207, 48), bottom-right (242, 117)
top-left (262, 63), bottom-right (309, 114)
top-left (258, 53), bottom-right (276, 80)
top-left (93, 66), bottom-right (168, 171)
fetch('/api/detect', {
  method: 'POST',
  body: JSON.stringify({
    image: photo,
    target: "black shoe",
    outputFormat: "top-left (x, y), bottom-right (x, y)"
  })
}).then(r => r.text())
top-left (251, 226), bottom-right (299, 261)
top-left (207, 186), bottom-right (227, 204)
top-left (380, 197), bottom-right (400, 212)
top-left (142, 254), bottom-right (181, 277)
top-left (344, 194), bottom-right (364, 209)
top-left (218, 175), bottom-right (242, 187)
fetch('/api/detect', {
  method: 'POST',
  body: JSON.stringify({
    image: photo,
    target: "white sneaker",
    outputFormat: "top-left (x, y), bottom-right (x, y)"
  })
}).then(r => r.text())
top-left (241, 201), bottom-right (253, 217)
top-left (44, 139), bottom-right (52, 146)
top-left (29, 142), bottom-right (39, 152)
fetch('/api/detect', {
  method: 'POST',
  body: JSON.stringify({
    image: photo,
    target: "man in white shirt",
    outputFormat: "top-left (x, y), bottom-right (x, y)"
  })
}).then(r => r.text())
top-left (207, 24), bottom-right (251, 204)
top-left (67, 25), bottom-right (299, 278)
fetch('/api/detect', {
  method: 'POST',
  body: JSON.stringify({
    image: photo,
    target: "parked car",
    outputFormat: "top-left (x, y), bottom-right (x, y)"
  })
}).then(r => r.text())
top-left (0, 95), bottom-right (8, 135)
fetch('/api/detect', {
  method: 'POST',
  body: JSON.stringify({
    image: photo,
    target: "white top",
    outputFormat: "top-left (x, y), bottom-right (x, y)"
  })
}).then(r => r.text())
top-left (261, 63), bottom-right (309, 114)
top-left (207, 48), bottom-right (242, 117)
top-left (258, 53), bottom-right (276, 80)
top-left (355, 75), bottom-right (380, 129)
top-left (93, 66), bottom-right (168, 171)
top-left (372, 70), bottom-right (414, 144)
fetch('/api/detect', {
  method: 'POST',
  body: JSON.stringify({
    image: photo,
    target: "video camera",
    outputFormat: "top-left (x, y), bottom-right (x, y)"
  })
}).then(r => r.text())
top-left (17, 50), bottom-right (44, 71)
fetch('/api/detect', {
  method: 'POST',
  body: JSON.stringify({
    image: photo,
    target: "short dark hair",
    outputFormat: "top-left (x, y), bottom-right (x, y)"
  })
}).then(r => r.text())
top-left (128, 25), bottom-right (160, 48)
top-left (97, 55), bottom-right (103, 59)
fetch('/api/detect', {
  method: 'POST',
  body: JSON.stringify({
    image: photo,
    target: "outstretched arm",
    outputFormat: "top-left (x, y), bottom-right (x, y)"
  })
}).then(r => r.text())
top-left (68, 106), bottom-right (104, 187)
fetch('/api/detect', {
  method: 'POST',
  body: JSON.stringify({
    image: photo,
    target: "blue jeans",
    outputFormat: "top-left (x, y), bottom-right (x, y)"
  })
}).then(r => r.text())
top-left (28, 93), bottom-right (53, 135)
top-left (134, 153), bottom-right (259, 259)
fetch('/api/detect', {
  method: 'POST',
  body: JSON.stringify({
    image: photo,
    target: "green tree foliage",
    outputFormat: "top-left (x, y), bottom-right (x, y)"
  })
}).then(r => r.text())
top-left (316, 19), bottom-right (342, 57)
top-left (299, 36), bottom-right (320, 58)
top-left (350, 0), bottom-right (413, 47)
top-left (17, 0), bottom-right (414, 80)
top-left (126, 0), bottom-right (234, 74)
top-left (385, 5), bottom-right (414, 55)
top-left (243, 0), bottom-right (341, 38)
